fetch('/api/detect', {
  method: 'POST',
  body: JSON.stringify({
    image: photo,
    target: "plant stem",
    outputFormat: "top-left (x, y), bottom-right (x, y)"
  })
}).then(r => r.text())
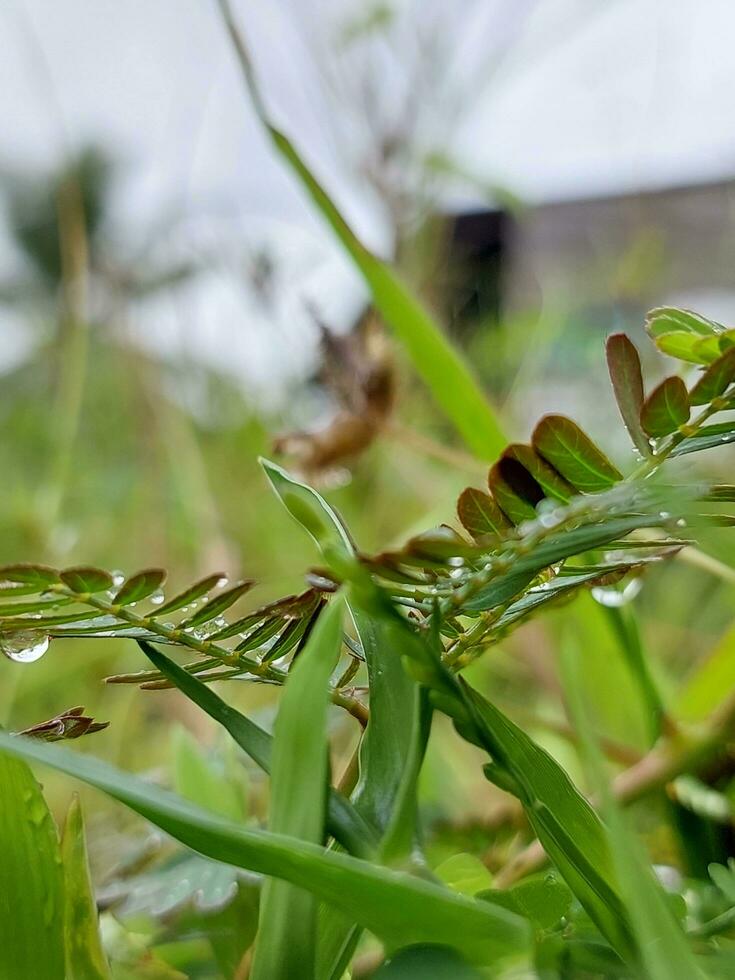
top-left (51, 585), bottom-right (368, 727)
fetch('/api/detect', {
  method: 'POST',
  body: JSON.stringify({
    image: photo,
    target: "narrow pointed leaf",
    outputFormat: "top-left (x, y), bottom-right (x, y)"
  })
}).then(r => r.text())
top-left (379, 686), bottom-right (433, 865)
top-left (671, 422), bottom-right (735, 456)
top-left (456, 487), bottom-right (509, 539)
top-left (0, 734), bottom-right (530, 966)
top-left (606, 334), bottom-right (651, 455)
top-left (261, 459), bottom-right (419, 975)
top-left (114, 568), bottom-right (167, 606)
top-left (151, 573), bottom-right (225, 616)
top-left (463, 514), bottom-right (668, 613)
top-left (137, 640), bottom-right (375, 856)
top-left (462, 683), bottom-right (635, 961)
top-left (234, 617), bottom-right (286, 653)
top-left (61, 796), bottom-right (112, 980)
top-left (532, 416), bottom-right (622, 493)
top-left (261, 458), bottom-right (354, 559)
top-left (689, 347), bottom-right (735, 405)
top-left (0, 747), bottom-right (65, 978)
top-left (252, 598), bottom-right (344, 980)
top-left (217, 2), bottom-right (505, 459)
top-left (339, 570), bottom-right (635, 961)
top-left (561, 647), bottom-right (705, 980)
top-left (261, 460), bottom-right (417, 834)
top-left (640, 377), bottom-right (690, 438)
top-left (60, 566), bottom-right (114, 594)
top-left (178, 580), bottom-right (254, 629)
top-left (0, 596), bottom-right (74, 616)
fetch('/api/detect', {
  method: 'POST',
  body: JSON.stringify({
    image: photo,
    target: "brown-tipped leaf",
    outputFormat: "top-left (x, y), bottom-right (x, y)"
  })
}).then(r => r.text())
top-left (689, 347), bottom-right (735, 405)
top-left (457, 487), bottom-right (510, 539)
top-left (114, 568), bottom-right (167, 606)
top-left (532, 415), bottom-right (622, 493)
top-left (640, 377), bottom-right (690, 438)
top-left (606, 334), bottom-right (651, 455)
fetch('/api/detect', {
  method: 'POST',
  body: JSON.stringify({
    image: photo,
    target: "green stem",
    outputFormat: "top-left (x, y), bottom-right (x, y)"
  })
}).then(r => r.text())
top-left (51, 585), bottom-right (369, 727)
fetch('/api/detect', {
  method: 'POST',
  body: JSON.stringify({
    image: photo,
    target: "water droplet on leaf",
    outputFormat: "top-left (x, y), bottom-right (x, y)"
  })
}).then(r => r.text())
top-left (0, 630), bottom-right (50, 663)
top-left (591, 578), bottom-right (643, 608)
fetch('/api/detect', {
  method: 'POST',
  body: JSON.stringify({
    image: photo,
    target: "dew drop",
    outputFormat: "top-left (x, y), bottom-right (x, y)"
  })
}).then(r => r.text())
top-left (0, 630), bottom-right (50, 663)
top-left (149, 589), bottom-right (165, 605)
top-left (591, 578), bottom-right (643, 608)
top-left (216, 576), bottom-right (229, 589)
top-left (111, 570), bottom-right (125, 587)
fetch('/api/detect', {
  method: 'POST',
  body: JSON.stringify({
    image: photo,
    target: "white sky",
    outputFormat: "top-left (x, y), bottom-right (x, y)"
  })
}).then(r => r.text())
top-left (2, 0), bottom-right (735, 399)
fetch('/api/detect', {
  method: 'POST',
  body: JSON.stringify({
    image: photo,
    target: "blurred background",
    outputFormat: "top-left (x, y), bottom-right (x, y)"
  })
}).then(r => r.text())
top-left (2, 1), bottom-right (735, 975)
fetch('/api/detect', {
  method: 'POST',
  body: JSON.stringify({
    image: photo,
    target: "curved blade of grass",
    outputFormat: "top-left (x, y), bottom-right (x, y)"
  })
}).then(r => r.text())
top-left (0, 734), bottom-right (530, 966)
top-left (61, 795), bottom-right (112, 980)
top-left (216, 0), bottom-right (505, 459)
top-left (137, 640), bottom-right (376, 857)
top-left (340, 574), bottom-right (637, 964)
top-left (0, 747), bottom-right (65, 979)
top-left (252, 597), bottom-right (344, 980)
top-left (671, 422), bottom-right (735, 456)
top-left (260, 459), bottom-right (424, 974)
top-left (560, 643), bottom-right (706, 980)
top-left (462, 681), bottom-right (636, 962)
top-left (379, 680), bottom-right (433, 865)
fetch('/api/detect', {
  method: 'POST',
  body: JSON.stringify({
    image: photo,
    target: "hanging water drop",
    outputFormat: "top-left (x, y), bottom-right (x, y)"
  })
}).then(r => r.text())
top-left (1, 630), bottom-right (50, 663)
top-left (150, 589), bottom-right (165, 605)
top-left (591, 578), bottom-right (643, 608)
top-left (111, 570), bottom-right (125, 587)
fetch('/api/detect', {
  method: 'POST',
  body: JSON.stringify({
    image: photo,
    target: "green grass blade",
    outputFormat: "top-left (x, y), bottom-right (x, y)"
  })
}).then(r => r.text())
top-left (0, 734), bottom-right (530, 967)
top-left (561, 643), bottom-right (706, 980)
top-left (217, 0), bottom-right (505, 459)
top-left (61, 795), bottom-right (112, 980)
top-left (261, 459), bottom-right (422, 973)
top-left (137, 640), bottom-right (375, 856)
top-left (340, 571), bottom-right (637, 963)
top-left (251, 597), bottom-right (344, 980)
top-left (260, 460), bottom-right (417, 833)
top-left (0, 747), bottom-right (65, 979)
top-left (379, 683), bottom-right (433, 865)
top-left (462, 680), bottom-right (636, 962)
